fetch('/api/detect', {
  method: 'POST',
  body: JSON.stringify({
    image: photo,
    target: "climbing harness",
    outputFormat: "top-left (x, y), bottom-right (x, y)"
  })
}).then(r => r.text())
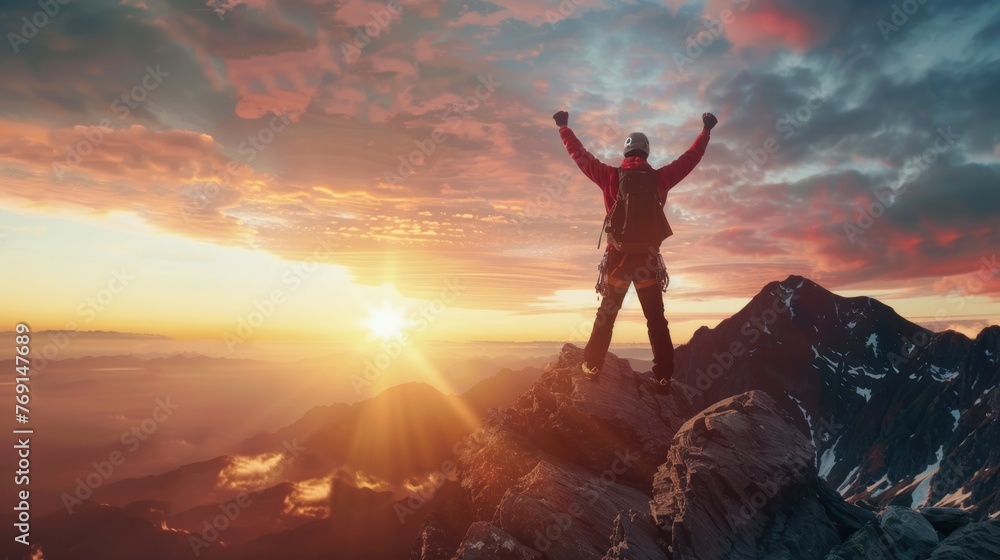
top-left (595, 249), bottom-right (669, 296)
top-left (595, 249), bottom-right (610, 297)
top-left (656, 253), bottom-right (670, 293)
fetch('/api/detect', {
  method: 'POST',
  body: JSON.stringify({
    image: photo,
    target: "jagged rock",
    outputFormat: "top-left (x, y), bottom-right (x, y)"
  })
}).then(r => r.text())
top-left (457, 419), bottom-right (542, 520)
top-left (916, 507), bottom-right (973, 537)
top-left (880, 505), bottom-right (940, 559)
top-left (651, 390), bottom-right (843, 560)
top-left (816, 482), bottom-right (878, 538)
top-left (502, 344), bottom-right (698, 485)
top-left (671, 277), bottom-right (1000, 518)
top-left (453, 344), bottom-right (696, 525)
top-left (928, 521), bottom-right (1000, 559)
top-left (603, 509), bottom-right (667, 560)
top-left (409, 482), bottom-right (473, 560)
top-left (451, 522), bottom-right (540, 560)
top-left (409, 335), bottom-right (998, 560)
top-left (411, 520), bottom-right (460, 560)
top-left (825, 523), bottom-right (896, 560)
top-left (413, 345), bottom-right (703, 560)
top-left (493, 459), bottom-right (660, 560)
top-left (755, 497), bottom-right (841, 559)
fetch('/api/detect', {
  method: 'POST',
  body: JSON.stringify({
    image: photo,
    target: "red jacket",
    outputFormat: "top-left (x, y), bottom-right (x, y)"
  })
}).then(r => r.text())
top-left (559, 126), bottom-right (711, 215)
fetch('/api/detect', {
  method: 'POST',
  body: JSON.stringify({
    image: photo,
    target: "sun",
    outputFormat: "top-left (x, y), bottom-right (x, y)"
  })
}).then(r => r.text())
top-left (362, 300), bottom-right (411, 340)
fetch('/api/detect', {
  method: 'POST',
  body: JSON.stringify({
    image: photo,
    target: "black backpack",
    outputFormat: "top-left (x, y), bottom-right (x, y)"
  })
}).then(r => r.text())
top-left (600, 169), bottom-right (673, 253)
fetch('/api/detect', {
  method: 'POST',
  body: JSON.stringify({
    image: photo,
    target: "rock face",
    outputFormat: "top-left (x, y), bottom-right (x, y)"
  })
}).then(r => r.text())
top-left (824, 523), bottom-right (895, 560)
top-left (929, 521), bottom-right (1000, 559)
top-left (879, 505), bottom-right (940, 560)
top-left (917, 507), bottom-right (973, 537)
top-left (409, 342), bottom-right (1000, 560)
top-left (672, 275), bottom-right (1000, 517)
top-left (451, 522), bottom-right (538, 560)
top-left (651, 390), bottom-right (869, 560)
top-left (445, 344), bottom-right (694, 560)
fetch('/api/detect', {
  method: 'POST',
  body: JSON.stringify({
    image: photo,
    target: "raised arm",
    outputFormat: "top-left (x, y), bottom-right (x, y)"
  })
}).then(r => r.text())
top-left (554, 111), bottom-right (615, 187)
top-left (657, 112), bottom-right (718, 192)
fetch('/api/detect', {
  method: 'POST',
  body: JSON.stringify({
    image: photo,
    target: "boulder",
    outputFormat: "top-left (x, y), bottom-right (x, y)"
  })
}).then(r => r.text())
top-left (651, 390), bottom-right (840, 559)
top-left (928, 521), bottom-right (1000, 559)
top-left (880, 505), bottom-right (939, 560)
top-left (452, 522), bottom-right (540, 560)
top-left (493, 459), bottom-right (660, 560)
top-left (916, 507), bottom-right (973, 537)
top-left (825, 523), bottom-right (895, 560)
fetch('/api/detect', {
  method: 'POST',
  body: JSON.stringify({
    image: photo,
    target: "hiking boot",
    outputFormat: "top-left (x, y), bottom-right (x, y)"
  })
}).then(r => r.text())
top-left (655, 375), bottom-right (671, 392)
top-left (643, 370), bottom-right (670, 393)
top-left (582, 361), bottom-right (600, 379)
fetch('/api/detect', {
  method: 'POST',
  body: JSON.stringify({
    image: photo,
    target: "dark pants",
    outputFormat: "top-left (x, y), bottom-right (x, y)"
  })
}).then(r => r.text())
top-left (584, 249), bottom-right (674, 381)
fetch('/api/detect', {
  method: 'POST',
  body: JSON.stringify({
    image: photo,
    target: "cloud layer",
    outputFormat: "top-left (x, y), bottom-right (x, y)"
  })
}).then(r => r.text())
top-left (0, 0), bottom-right (998, 309)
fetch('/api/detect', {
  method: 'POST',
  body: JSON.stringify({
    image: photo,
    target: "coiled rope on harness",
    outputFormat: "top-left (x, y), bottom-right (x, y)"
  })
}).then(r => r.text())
top-left (595, 249), bottom-right (670, 297)
top-left (595, 249), bottom-right (610, 297)
top-left (656, 253), bottom-right (669, 293)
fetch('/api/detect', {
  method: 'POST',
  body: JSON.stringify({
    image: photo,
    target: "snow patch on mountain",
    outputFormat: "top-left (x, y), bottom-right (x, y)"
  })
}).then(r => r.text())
top-left (778, 285), bottom-right (797, 319)
top-left (818, 437), bottom-right (840, 479)
top-left (787, 393), bottom-right (815, 445)
top-left (847, 363), bottom-right (886, 379)
top-left (930, 364), bottom-right (960, 382)
top-left (838, 466), bottom-right (861, 495)
top-left (819, 354), bottom-right (839, 370)
top-left (866, 474), bottom-right (890, 498)
top-left (910, 445), bottom-right (944, 507)
top-left (866, 332), bottom-right (879, 355)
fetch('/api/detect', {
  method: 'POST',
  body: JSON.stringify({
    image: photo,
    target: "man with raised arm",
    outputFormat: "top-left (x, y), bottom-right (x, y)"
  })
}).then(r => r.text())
top-left (553, 110), bottom-right (717, 387)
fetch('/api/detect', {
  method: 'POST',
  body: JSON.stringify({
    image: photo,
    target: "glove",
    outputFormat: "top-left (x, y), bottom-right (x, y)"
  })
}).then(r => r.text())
top-left (702, 112), bottom-right (718, 131)
top-left (553, 110), bottom-right (569, 127)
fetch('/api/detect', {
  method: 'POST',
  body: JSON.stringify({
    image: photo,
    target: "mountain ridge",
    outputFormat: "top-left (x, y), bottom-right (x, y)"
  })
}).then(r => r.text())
top-left (8, 275), bottom-right (999, 560)
top-left (674, 275), bottom-right (999, 518)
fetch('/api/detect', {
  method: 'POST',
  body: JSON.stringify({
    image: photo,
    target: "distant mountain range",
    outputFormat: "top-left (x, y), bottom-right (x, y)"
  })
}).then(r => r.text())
top-left (4, 276), bottom-right (997, 560)
top-left (0, 364), bottom-right (544, 560)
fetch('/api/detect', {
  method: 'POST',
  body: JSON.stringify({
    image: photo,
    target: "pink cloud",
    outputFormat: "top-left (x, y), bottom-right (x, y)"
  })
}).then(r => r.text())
top-left (328, 0), bottom-right (406, 28)
top-left (703, 226), bottom-right (788, 256)
top-left (316, 81), bottom-right (369, 117)
top-left (412, 36), bottom-right (447, 62)
top-left (0, 121), bottom-right (261, 240)
top-left (706, 0), bottom-right (831, 52)
top-left (452, 0), bottom-right (610, 27)
top-left (223, 46), bottom-right (340, 120)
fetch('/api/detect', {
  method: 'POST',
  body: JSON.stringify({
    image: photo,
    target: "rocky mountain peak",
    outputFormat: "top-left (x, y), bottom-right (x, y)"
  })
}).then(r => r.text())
top-left (414, 341), bottom-right (999, 559)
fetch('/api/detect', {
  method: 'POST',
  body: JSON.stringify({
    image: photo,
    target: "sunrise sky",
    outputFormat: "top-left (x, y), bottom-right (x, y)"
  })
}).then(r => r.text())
top-left (1, 0), bottom-right (998, 354)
